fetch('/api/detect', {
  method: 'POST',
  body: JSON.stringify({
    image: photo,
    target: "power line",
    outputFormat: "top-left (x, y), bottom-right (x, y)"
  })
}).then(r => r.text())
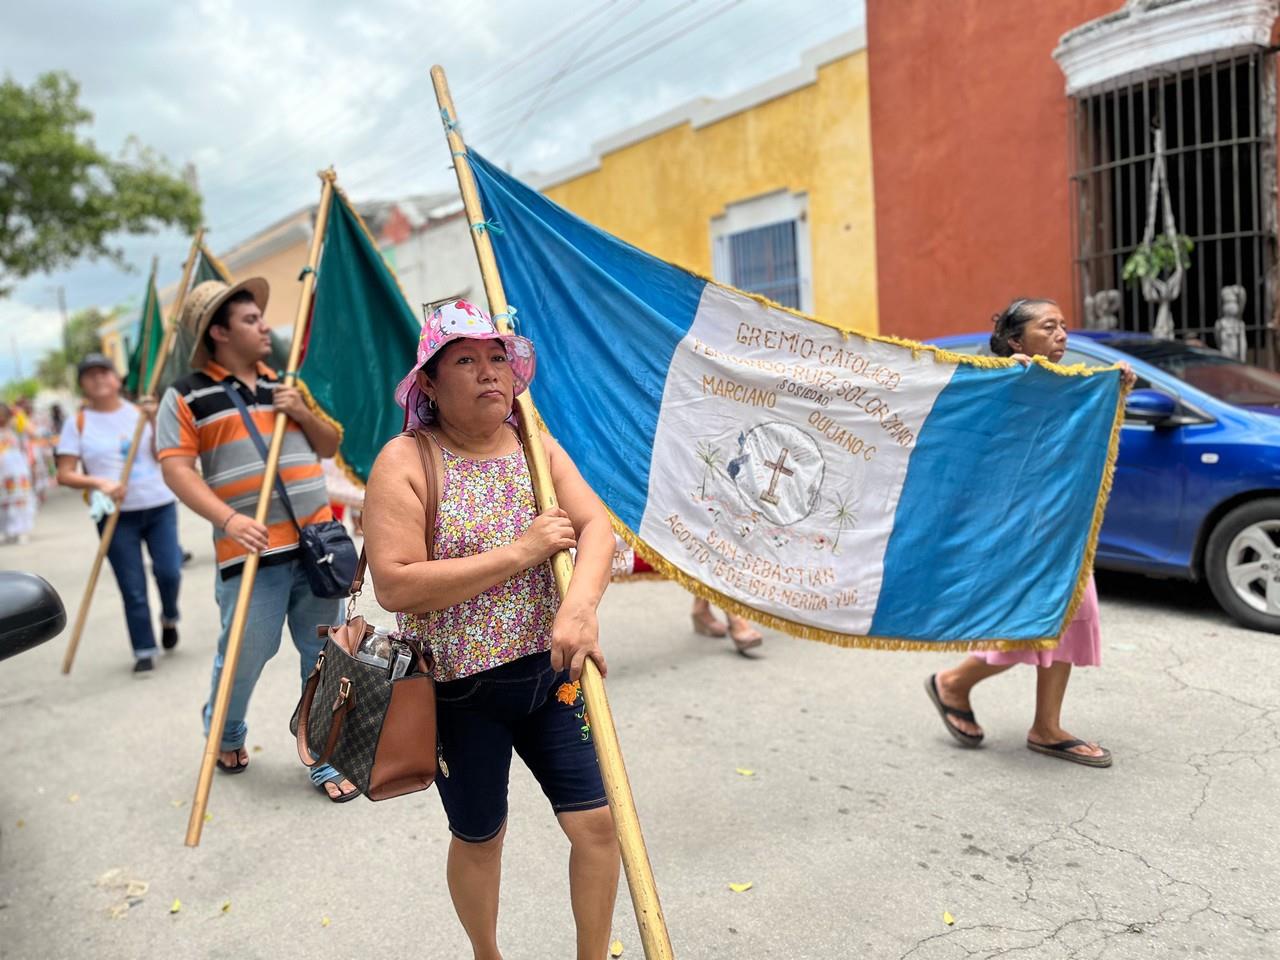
top-left (341, 0), bottom-right (729, 197)
top-left (469, 0), bottom-right (745, 143)
top-left (206, 0), bottom-right (630, 232)
top-left (212, 2), bottom-right (852, 247)
top-left (492, 0), bottom-right (648, 156)
top-left (462, 0), bottom-right (622, 99)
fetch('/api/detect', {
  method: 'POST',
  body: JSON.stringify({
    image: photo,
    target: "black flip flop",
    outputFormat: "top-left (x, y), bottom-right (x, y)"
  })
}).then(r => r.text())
top-left (315, 775), bottom-right (361, 804)
top-left (924, 674), bottom-right (984, 748)
top-left (215, 749), bottom-right (249, 775)
top-left (1026, 738), bottom-right (1112, 768)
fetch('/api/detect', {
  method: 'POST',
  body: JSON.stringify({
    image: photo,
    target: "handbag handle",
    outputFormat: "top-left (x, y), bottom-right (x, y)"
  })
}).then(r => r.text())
top-left (294, 656), bottom-right (355, 769)
top-left (348, 429), bottom-right (439, 600)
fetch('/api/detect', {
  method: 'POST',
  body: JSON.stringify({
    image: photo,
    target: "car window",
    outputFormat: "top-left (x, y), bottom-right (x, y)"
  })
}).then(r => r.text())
top-left (1105, 338), bottom-right (1280, 409)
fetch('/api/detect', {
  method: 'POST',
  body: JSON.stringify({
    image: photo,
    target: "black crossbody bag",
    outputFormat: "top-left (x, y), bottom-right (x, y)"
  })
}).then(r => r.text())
top-left (222, 382), bottom-right (358, 599)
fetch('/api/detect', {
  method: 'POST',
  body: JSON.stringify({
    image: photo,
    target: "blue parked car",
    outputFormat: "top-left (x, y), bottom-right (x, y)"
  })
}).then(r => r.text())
top-left (931, 331), bottom-right (1280, 633)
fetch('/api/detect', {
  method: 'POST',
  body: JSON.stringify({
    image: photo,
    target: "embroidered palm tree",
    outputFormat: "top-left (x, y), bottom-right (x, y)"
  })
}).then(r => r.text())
top-left (695, 441), bottom-right (722, 499)
top-left (829, 494), bottom-right (859, 553)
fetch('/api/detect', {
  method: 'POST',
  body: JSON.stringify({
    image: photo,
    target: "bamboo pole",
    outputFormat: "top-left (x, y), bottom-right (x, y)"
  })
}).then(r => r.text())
top-left (61, 233), bottom-right (204, 675)
top-left (185, 171), bottom-right (336, 847)
top-left (431, 66), bottom-right (675, 959)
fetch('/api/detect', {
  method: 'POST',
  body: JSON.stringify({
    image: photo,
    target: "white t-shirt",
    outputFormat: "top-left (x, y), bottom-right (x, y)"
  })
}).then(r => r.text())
top-left (56, 404), bottom-right (175, 512)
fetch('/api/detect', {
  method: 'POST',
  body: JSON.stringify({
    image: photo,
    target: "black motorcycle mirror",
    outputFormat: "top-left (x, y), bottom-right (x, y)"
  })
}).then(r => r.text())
top-left (0, 571), bottom-right (66, 662)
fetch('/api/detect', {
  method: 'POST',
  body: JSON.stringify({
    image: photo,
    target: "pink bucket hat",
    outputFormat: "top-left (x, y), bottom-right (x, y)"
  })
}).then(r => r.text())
top-left (395, 299), bottom-right (536, 429)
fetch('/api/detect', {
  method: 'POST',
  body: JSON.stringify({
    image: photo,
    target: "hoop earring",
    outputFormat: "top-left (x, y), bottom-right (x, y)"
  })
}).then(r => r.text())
top-left (426, 397), bottom-right (437, 413)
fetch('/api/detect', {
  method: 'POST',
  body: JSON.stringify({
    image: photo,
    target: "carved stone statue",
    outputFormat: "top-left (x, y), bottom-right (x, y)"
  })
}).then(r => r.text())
top-left (1087, 289), bottom-right (1121, 331)
top-left (1215, 285), bottom-right (1248, 361)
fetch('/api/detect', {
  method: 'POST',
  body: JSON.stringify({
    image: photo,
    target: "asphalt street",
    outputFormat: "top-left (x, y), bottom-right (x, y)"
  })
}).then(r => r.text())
top-left (0, 489), bottom-right (1277, 959)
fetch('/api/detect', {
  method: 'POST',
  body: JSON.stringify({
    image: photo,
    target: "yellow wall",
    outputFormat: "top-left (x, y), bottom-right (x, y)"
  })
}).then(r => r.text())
top-left (160, 231), bottom-right (310, 334)
top-left (543, 50), bottom-right (878, 332)
top-left (238, 237), bottom-right (312, 332)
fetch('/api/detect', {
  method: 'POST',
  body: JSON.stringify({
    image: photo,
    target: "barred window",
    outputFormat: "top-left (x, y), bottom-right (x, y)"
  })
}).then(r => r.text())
top-left (1069, 51), bottom-right (1277, 367)
top-left (727, 221), bottom-right (802, 309)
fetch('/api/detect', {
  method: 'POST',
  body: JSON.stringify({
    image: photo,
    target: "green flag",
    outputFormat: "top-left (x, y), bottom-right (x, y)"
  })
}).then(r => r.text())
top-left (124, 267), bottom-right (163, 396)
top-left (300, 189), bottom-right (420, 484)
top-left (158, 245), bottom-right (238, 394)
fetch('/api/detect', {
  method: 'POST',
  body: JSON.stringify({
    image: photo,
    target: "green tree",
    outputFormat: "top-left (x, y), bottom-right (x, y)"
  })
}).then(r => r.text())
top-left (0, 71), bottom-right (202, 294)
top-left (2, 378), bottom-right (40, 403)
top-left (33, 306), bottom-right (115, 389)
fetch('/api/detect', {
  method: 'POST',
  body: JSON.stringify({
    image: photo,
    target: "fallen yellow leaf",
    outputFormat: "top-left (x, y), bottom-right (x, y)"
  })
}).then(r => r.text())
top-left (610, 940), bottom-right (624, 957)
top-left (125, 880), bottom-right (149, 899)
top-left (170, 800), bottom-right (185, 808)
top-left (68, 793), bottom-right (79, 803)
top-left (109, 902), bottom-right (130, 920)
top-left (321, 916), bottom-right (331, 928)
top-left (169, 899), bottom-right (182, 914)
top-left (15, 819), bottom-right (23, 828)
top-left (728, 882), bottom-right (753, 893)
top-left (943, 911), bottom-right (955, 926)
top-left (735, 768), bottom-right (755, 777)
top-left (204, 813), bottom-right (213, 824)
top-left (221, 901), bottom-right (231, 914)
top-left (252, 745), bottom-right (263, 753)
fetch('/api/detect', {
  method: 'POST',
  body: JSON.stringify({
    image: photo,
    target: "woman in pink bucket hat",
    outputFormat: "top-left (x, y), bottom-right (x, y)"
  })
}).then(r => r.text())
top-left (365, 299), bottom-right (621, 958)
top-left (393, 298), bottom-right (537, 430)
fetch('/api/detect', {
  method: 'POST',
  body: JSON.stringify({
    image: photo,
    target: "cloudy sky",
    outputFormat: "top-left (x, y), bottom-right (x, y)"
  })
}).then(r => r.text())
top-left (0, 0), bottom-right (863, 383)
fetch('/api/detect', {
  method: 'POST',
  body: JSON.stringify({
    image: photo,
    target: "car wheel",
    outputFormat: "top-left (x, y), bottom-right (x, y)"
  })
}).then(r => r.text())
top-left (1205, 498), bottom-right (1280, 634)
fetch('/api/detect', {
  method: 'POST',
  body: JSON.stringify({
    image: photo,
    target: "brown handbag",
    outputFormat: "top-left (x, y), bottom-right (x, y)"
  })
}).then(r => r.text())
top-left (289, 430), bottom-right (440, 801)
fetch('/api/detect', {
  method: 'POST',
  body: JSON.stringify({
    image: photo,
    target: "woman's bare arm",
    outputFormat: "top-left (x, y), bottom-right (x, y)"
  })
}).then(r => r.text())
top-left (543, 432), bottom-right (613, 678)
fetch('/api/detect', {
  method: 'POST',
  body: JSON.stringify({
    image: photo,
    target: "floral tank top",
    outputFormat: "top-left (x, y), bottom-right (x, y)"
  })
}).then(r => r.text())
top-left (396, 435), bottom-right (559, 681)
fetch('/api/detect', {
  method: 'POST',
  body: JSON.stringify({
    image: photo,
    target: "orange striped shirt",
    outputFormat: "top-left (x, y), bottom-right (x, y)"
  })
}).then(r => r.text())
top-left (156, 361), bottom-right (337, 579)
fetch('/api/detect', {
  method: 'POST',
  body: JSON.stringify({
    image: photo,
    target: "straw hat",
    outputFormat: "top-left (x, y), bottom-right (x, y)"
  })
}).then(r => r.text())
top-left (183, 277), bottom-right (270, 368)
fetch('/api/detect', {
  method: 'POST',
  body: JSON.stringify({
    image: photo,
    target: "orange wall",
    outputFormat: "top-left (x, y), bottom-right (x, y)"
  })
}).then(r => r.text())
top-left (866, 0), bottom-right (1122, 340)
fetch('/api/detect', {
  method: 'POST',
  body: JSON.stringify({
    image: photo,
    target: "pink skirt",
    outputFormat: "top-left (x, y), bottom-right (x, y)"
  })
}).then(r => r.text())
top-left (975, 577), bottom-right (1101, 668)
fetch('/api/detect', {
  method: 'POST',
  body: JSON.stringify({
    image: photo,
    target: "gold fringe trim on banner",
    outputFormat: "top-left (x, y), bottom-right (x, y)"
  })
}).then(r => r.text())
top-left (682, 265), bottom-right (1128, 380)
top-left (1052, 377), bottom-right (1130, 635)
top-left (294, 377), bottom-right (366, 493)
top-left (607, 512), bottom-right (1059, 653)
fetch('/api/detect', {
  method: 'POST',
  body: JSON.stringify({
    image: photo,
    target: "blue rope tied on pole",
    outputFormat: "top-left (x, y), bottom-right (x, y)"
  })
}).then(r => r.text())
top-left (471, 219), bottom-right (504, 237)
top-left (440, 108), bottom-right (460, 132)
top-left (492, 305), bottom-right (519, 332)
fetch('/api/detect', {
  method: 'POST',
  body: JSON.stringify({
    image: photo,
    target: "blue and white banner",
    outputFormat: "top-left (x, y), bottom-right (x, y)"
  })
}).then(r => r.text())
top-left (468, 152), bottom-right (1125, 649)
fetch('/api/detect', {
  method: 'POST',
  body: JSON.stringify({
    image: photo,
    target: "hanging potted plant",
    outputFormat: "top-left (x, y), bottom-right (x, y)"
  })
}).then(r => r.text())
top-left (1123, 128), bottom-right (1194, 339)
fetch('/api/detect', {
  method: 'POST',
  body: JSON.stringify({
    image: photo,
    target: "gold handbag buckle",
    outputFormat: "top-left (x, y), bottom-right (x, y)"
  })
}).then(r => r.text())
top-left (338, 677), bottom-right (352, 701)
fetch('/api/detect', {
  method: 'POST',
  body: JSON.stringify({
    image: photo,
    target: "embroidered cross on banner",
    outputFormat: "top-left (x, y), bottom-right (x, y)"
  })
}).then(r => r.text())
top-left (760, 448), bottom-right (795, 506)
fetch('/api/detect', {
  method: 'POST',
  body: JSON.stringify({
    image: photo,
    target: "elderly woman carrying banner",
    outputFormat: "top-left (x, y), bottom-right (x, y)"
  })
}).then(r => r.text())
top-left (925, 297), bottom-right (1135, 768)
top-left (363, 299), bottom-right (619, 960)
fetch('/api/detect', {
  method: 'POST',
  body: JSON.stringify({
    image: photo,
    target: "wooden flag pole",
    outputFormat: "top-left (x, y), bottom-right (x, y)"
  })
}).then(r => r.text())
top-left (61, 233), bottom-right (204, 675)
top-left (185, 171), bottom-right (336, 847)
top-left (431, 65), bottom-right (675, 959)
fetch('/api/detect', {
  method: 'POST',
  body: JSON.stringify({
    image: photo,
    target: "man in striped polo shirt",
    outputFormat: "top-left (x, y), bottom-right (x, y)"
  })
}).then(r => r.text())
top-left (157, 278), bottom-right (358, 802)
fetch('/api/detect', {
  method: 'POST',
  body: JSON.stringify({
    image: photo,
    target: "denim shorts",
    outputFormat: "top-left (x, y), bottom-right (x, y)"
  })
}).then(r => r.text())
top-left (434, 652), bottom-right (607, 843)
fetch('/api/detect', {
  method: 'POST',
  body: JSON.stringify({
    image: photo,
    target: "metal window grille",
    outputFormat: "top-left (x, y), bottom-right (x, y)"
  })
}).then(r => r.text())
top-left (1069, 50), bottom-right (1278, 367)
top-left (728, 220), bottom-right (801, 309)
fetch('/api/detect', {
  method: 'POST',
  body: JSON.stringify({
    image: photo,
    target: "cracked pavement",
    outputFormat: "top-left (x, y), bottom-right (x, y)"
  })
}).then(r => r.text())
top-left (1, 491), bottom-right (1277, 958)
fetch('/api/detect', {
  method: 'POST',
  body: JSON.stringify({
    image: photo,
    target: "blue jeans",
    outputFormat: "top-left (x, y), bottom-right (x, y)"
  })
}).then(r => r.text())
top-left (98, 502), bottom-right (182, 660)
top-left (204, 558), bottom-right (340, 757)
